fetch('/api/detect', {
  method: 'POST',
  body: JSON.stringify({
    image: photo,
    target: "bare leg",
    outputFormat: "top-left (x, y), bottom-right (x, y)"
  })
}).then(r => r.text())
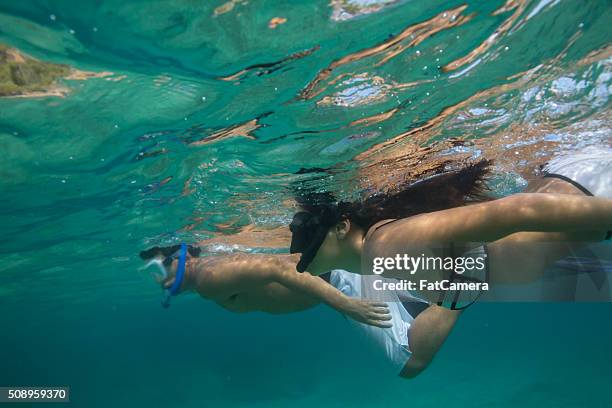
top-left (399, 305), bottom-right (460, 378)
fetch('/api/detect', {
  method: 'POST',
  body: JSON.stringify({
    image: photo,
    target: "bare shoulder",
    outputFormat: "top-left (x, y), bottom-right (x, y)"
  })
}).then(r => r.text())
top-left (363, 214), bottom-right (440, 250)
top-left (190, 253), bottom-right (255, 297)
top-left (361, 215), bottom-right (437, 274)
top-left (193, 253), bottom-right (299, 295)
top-left (200, 252), bottom-right (297, 271)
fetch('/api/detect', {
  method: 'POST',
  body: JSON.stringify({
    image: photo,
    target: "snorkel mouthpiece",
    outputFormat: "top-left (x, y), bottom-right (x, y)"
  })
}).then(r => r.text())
top-left (141, 258), bottom-right (169, 281)
top-left (140, 242), bottom-right (204, 309)
top-left (140, 243), bottom-right (189, 309)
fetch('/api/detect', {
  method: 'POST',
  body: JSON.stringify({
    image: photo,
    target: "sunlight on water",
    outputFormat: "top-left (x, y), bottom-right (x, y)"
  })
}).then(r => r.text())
top-left (0, 1), bottom-right (610, 406)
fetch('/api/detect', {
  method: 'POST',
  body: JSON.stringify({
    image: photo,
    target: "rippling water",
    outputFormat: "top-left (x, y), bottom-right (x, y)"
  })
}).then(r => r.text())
top-left (1, 1), bottom-right (611, 407)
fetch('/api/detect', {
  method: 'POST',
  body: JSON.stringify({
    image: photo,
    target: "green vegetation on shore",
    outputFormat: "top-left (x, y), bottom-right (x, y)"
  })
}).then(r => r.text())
top-left (0, 44), bottom-right (70, 97)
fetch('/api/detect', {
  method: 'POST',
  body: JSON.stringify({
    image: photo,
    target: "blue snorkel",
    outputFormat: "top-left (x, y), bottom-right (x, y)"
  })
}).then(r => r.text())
top-left (161, 242), bottom-right (188, 309)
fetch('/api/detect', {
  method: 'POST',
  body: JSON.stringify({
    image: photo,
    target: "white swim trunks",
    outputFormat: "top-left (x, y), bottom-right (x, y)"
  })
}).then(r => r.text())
top-left (329, 269), bottom-right (428, 374)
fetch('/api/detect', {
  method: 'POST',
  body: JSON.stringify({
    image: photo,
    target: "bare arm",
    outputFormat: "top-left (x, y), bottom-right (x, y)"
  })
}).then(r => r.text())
top-left (493, 193), bottom-right (611, 237)
top-left (185, 253), bottom-right (392, 327)
top-left (383, 193), bottom-right (612, 244)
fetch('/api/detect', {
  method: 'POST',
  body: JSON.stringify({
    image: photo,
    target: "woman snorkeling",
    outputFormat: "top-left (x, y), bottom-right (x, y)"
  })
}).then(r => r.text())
top-left (288, 147), bottom-right (612, 306)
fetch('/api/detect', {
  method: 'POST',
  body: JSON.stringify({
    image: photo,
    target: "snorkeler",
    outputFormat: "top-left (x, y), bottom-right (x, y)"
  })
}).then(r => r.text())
top-left (140, 246), bottom-right (456, 378)
top-left (288, 146), bottom-right (612, 307)
top-left (139, 244), bottom-right (393, 326)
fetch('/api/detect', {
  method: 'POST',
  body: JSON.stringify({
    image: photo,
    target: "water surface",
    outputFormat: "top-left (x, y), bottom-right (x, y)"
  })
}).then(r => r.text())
top-left (1, 1), bottom-right (611, 406)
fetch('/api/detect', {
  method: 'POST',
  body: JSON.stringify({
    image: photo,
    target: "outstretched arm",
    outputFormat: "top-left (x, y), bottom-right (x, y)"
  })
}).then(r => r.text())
top-left (383, 193), bottom-right (612, 244)
top-left (492, 193), bottom-right (611, 237)
top-left (182, 253), bottom-right (392, 327)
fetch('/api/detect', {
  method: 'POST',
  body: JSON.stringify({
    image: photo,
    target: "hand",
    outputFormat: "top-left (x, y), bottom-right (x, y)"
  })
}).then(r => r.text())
top-left (341, 298), bottom-right (393, 328)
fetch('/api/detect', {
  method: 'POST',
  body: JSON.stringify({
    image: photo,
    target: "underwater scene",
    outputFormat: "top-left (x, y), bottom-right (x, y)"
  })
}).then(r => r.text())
top-left (1, 0), bottom-right (611, 407)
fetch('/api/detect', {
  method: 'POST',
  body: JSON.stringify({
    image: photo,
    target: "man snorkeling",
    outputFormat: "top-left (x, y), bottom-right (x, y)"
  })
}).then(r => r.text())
top-left (140, 245), bottom-right (458, 378)
top-left (140, 245), bottom-right (391, 325)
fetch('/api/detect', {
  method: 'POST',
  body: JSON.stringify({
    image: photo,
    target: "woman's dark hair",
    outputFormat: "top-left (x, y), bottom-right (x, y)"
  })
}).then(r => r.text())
top-left (296, 159), bottom-right (492, 231)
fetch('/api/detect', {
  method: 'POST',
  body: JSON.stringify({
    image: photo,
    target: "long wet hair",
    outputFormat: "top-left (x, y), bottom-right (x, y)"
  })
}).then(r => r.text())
top-left (295, 159), bottom-right (493, 231)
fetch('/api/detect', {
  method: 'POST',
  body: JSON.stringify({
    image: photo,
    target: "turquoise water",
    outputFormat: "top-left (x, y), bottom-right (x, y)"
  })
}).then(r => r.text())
top-left (1, 0), bottom-right (611, 406)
